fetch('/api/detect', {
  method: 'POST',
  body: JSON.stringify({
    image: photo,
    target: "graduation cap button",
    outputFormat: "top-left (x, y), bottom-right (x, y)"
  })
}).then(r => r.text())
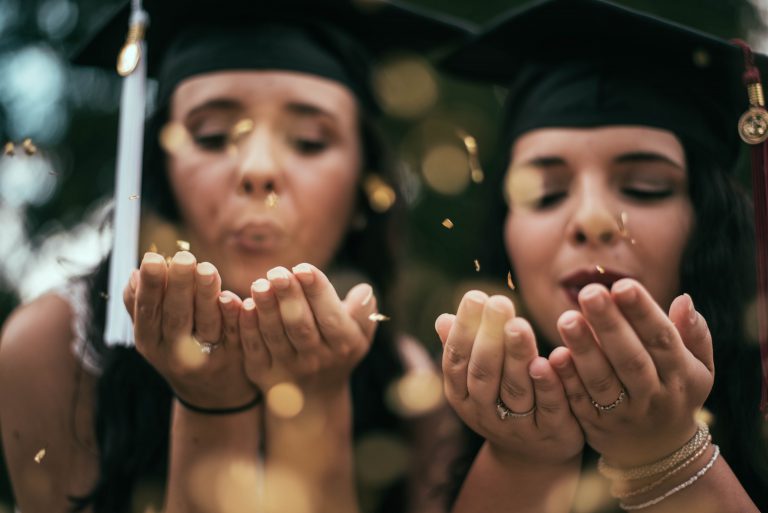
top-left (739, 107), bottom-right (768, 145)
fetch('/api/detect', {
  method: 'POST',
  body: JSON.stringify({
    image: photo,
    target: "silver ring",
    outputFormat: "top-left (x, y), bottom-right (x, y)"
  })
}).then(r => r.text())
top-left (496, 397), bottom-right (535, 420)
top-left (192, 335), bottom-right (222, 355)
top-left (591, 387), bottom-right (626, 412)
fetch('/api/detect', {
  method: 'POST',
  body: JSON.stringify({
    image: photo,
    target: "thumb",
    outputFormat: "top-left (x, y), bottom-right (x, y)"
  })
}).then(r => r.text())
top-left (669, 293), bottom-right (714, 376)
top-left (434, 313), bottom-right (456, 345)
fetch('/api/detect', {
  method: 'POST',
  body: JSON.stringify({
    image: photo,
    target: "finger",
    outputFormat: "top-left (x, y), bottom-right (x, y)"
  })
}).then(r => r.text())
top-left (435, 313), bottom-right (456, 345)
top-left (194, 262), bottom-right (222, 343)
top-left (123, 269), bottom-right (139, 322)
top-left (240, 297), bottom-right (271, 368)
top-left (549, 346), bottom-right (596, 421)
top-left (529, 357), bottom-right (571, 431)
top-left (134, 253), bottom-right (167, 350)
top-left (669, 294), bottom-right (714, 376)
top-left (578, 283), bottom-right (657, 396)
top-left (251, 278), bottom-right (295, 359)
top-left (610, 279), bottom-right (690, 382)
top-left (267, 266), bottom-right (323, 352)
top-left (219, 291), bottom-right (242, 348)
top-left (467, 295), bottom-right (515, 406)
top-left (291, 263), bottom-right (359, 353)
top-left (344, 283), bottom-right (378, 343)
top-left (162, 251), bottom-right (197, 346)
top-left (557, 308), bottom-right (630, 407)
top-left (441, 290), bottom-right (488, 402)
top-left (499, 316), bottom-right (537, 415)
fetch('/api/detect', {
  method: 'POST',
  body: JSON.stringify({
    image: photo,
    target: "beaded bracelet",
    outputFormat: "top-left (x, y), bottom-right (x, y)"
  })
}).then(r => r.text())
top-left (175, 392), bottom-right (263, 415)
top-left (599, 421), bottom-right (709, 480)
top-left (619, 445), bottom-right (720, 511)
top-left (611, 435), bottom-right (712, 499)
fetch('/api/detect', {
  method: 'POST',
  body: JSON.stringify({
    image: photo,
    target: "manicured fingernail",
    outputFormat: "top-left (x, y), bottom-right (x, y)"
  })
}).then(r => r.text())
top-left (465, 290), bottom-right (487, 305)
top-left (292, 263), bottom-right (315, 286)
top-left (581, 285), bottom-right (606, 310)
top-left (685, 293), bottom-right (697, 325)
top-left (361, 284), bottom-right (374, 306)
top-left (252, 278), bottom-right (270, 293)
top-left (559, 311), bottom-right (580, 332)
top-left (142, 252), bottom-right (165, 265)
top-left (219, 293), bottom-right (232, 304)
top-left (266, 267), bottom-right (291, 290)
top-left (243, 297), bottom-right (256, 311)
top-left (197, 262), bottom-right (216, 284)
top-left (612, 279), bottom-right (635, 300)
top-left (173, 251), bottom-right (195, 265)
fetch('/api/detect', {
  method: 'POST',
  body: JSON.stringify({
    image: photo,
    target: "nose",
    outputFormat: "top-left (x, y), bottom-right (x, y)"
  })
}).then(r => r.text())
top-left (235, 125), bottom-right (282, 197)
top-left (568, 181), bottom-right (620, 246)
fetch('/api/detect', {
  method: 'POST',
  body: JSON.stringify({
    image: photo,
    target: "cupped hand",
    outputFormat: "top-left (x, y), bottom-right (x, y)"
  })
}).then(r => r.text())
top-left (437, 291), bottom-right (584, 465)
top-left (239, 263), bottom-right (378, 394)
top-left (549, 278), bottom-right (713, 468)
top-left (123, 251), bottom-right (257, 409)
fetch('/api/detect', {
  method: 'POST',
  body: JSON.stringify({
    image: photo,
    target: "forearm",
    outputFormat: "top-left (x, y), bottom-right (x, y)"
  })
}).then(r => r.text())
top-left (452, 442), bottom-right (581, 513)
top-left (164, 400), bottom-right (262, 513)
top-left (265, 384), bottom-right (358, 513)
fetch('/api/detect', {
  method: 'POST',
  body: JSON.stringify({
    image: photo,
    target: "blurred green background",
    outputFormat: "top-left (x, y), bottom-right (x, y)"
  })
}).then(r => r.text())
top-left (0, 0), bottom-right (765, 506)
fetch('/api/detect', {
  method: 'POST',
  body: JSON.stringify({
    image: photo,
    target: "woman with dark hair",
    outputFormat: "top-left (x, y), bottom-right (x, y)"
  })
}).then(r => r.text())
top-left (0, 1), bottom-right (471, 512)
top-left (436, 0), bottom-right (768, 511)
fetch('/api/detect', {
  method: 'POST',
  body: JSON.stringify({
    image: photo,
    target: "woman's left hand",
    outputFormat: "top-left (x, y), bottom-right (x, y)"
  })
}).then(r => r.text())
top-left (239, 263), bottom-right (378, 394)
top-left (549, 278), bottom-right (714, 468)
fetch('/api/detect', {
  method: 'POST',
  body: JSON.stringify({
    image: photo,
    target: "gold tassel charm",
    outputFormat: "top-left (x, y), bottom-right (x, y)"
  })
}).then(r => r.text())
top-left (117, 14), bottom-right (147, 77)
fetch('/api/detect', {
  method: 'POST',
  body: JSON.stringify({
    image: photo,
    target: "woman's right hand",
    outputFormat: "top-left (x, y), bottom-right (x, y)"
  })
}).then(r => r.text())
top-left (123, 251), bottom-right (258, 409)
top-left (436, 291), bottom-right (584, 465)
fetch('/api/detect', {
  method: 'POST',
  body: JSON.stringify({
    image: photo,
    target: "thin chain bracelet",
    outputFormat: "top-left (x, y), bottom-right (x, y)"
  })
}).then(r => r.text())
top-left (619, 445), bottom-right (720, 511)
top-left (599, 421), bottom-right (709, 480)
top-left (611, 435), bottom-right (712, 499)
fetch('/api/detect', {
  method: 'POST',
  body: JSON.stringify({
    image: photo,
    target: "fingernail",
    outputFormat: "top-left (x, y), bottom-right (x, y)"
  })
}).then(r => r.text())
top-left (581, 285), bottom-right (606, 310)
top-left (243, 297), bottom-right (256, 311)
top-left (197, 262), bottom-right (215, 284)
top-left (142, 252), bottom-right (165, 265)
top-left (173, 251), bottom-right (195, 265)
top-left (465, 290), bottom-right (487, 305)
top-left (361, 284), bottom-right (374, 306)
top-left (129, 270), bottom-right (138, 292)
top-left (292, 263), bottom-right (315, 285)
top-left (266, 267), bottom-right (291, 290)
top-left (252, 278), bottom-right (270, 294)
top-left (685, 293), bottom-right (697, 325)
top-left (612, 279), bottom-right (635, 300)
top-left (559, 311), bottom-right (580, 333)
top-left (219, 293), bottom-right (232, 304)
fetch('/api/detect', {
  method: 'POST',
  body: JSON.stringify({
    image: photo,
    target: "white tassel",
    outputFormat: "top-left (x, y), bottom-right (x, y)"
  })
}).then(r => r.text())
top-left (104, 6), bottom-right (149, 347)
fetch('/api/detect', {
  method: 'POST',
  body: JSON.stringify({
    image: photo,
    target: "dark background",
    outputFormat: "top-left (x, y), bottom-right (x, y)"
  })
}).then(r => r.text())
top-left (0, 0), bottom-right (765, 507)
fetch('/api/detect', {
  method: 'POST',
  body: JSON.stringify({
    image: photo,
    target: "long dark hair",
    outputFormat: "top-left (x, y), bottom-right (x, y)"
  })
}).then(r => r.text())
top-left (446, 138), bottom-right (768, 509)
top-left (70, 74), bottom-right (407, 513)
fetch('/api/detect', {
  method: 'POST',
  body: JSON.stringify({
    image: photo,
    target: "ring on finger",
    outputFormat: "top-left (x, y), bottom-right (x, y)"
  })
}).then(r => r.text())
top-left (496, 397), bottom-right (535, 420)
top-left (192, 335), bottom-right (222, 354)
top-left (590, 387), bottom-right (626, 412)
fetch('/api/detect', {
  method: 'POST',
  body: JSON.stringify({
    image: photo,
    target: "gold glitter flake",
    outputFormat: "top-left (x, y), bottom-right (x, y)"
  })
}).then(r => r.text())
top-left (3, 142), bottom-right (14, 156)
top-left (34, 448), bottom-right (46, 463)
top-left (369, 312), bottom-right (391, 322)
top-left (265, 191), bottom-right (279, 208)
top-left (473, 259), bottom-right (480, 272)
top-left (176, 240), bottom-right (190, 251)
top-left (442, 218), bottom-right (454, 229)
top-left (22, 138), bottom-right (37, 155)
top-left (507, 271), bottom-right (516, 290)
top-left (595, 265), bottom-right (605, 274)
top-left (147, 243), bottom-right (158, 253)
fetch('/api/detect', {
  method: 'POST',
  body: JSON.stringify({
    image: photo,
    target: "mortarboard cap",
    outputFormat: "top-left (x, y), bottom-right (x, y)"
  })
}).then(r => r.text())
top-left (69, 0), bottom-right (474, 349)
top-left (442, 0), bottom-right (768, 416)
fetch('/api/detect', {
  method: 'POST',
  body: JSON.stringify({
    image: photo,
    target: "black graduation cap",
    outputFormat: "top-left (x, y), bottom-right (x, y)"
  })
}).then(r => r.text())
top-left (70, 0), bottom-right (474, 348)
top-left (443, 0), bottom-right (768, 416)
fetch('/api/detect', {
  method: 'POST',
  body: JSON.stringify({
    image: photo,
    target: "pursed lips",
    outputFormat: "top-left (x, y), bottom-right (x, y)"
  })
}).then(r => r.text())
top-left (559, 267), bottom-right (631, 305)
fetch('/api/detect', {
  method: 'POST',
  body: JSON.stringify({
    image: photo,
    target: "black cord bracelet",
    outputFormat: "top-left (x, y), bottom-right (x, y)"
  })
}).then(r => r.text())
top-left (175, 392), bottom-right (263, 415)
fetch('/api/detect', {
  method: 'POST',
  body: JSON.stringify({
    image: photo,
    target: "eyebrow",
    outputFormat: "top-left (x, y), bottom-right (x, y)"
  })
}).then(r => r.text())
top-left (519, 156), bottom-right (567, 168)
top-left (614, 152), bottom-right (684, 170)
top-left (184, 98), bottom-right (242, 121)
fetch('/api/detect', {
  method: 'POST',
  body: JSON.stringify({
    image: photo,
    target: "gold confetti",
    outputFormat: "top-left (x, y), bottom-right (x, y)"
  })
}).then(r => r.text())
top-left (618, 211), bottom-right (631, 238)
top-left (34, 448), bottom-right (46, 463)
top-left (147, 243), bottom-right (158, 253)
top-left (457, 129), bottom-right (484, 184)
top-left (128, 194), bottom-right (140, 200)
top-left (22, 138), bottom-right (37, 155)
top-left (442, 218), bottom-right (454, 229)
top-left (3, 142), bottom-right (14, 156)
top-left (368, 312), bottom-right (390, 322)
top-left (265, 191), bottom-right (279, 208)
top-left (596, 265), bottom-right (605, 274)
top-left (474, 259), bottom-right (480, 272)
top-left (230, 118), bottom-right (254, 142)
top-left (507, 271), bottom-right (516, 290)
top-left (176, 240), bottom-right (190, 251)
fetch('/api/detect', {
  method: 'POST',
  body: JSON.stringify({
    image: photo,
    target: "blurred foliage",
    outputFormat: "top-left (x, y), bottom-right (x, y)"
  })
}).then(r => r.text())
top-left (0, 0), bottom-right (765, 506)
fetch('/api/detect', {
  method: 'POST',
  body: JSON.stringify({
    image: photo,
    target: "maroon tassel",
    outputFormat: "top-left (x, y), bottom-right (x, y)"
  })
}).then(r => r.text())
top-left (733, 40), bottom-right (768, 417)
